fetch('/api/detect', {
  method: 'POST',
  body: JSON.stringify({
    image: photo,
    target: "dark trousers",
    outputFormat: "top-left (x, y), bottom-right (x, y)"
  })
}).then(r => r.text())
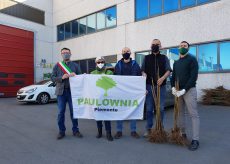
top-left (96, 121), bottom-right (111, 132)
top-left (57, 89), bottom-right (79, 133)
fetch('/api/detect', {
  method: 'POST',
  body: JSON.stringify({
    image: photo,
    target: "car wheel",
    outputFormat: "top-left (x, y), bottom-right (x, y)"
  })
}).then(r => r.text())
top-left (37, 93), bottom-right (50, 104)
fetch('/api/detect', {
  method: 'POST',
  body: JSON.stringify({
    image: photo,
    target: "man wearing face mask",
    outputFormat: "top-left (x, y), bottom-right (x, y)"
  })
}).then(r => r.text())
top-left (114, 47), bottom-right (142, 139)
top-left (51, 47), bottom-right (83, 140)
top-left (171, 41), bottom-right (200, 151)
top-left (90, 56), bottom-right (114, 141)
top-left (141, 39), bottom-right (171, 137)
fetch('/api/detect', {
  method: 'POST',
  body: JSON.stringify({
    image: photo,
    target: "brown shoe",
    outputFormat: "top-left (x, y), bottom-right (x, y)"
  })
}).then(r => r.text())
top-left (57, 133), bottom-right (65, 140)
top-left (131, 131), bottom-right (140, 139)
top-left (114, 131), bottom-right (122, 139)
top-left (73, 131), bottom-right (83, 138)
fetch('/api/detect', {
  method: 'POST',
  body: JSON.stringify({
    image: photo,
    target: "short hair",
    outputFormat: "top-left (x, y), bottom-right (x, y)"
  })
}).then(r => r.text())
top-left (61, 47), bottom-right (71, 52)
top-left (153, 39), bottom-right (160, 41)
top-left (180, 41), bottom-right (190, 48)
top-left (95, 56), bottom-right (105, 63)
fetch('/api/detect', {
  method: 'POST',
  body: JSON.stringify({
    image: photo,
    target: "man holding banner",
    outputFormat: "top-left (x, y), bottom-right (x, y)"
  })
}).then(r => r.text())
top-left (51, 47), bottom-right (83, 140)
top-left (90, 56), bottom-right (114, 141)
top-left (113, 47), bottom-right (142, 139)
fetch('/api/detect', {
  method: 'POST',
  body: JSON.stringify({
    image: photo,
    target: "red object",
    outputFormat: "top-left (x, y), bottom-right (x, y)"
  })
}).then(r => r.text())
top-left (0, 24), bottom-right (34, 97)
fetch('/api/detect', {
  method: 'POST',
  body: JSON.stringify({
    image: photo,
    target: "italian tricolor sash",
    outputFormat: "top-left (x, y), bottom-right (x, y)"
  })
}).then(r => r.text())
top-left (57, 61), bottom-right (73, 75)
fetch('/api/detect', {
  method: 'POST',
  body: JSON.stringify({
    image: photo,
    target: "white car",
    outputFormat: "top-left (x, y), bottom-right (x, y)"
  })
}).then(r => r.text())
top-left (16, 80), bottom-right (57, 104)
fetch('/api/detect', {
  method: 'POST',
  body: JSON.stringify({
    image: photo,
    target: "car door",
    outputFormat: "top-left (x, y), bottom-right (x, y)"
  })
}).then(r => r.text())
top-left (48, 82), bottom-right (56, 99)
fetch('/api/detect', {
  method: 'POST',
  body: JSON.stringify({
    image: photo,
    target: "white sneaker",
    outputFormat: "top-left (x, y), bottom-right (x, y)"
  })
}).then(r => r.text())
top-left (143, 129), bottom-right (151, 138)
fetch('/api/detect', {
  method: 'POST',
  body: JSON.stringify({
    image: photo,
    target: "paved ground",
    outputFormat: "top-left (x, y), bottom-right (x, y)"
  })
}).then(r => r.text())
top-left (0, 98), bottom-right (230, 164)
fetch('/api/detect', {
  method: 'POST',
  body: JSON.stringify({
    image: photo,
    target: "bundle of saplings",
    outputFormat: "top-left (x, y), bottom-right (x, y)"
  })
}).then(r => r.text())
top-left (202, 86), bottom-right (230, 106)
top-left (169, 81), bottom-right (189, 146)
top-left (148, 74), bottom-right (168, 143)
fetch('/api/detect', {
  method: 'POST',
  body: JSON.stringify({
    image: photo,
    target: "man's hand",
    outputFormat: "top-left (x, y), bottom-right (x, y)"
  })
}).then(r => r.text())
top-left (157, 77), bottom-right (165, 86)
top-left (69, 72), bottom-right (76, 77)
top-left (176, 89), bottom-right (186, 97)
top-left (62, 74), bottom-right (69, 79)
top-left (172, 87), bottom-right (177, 96)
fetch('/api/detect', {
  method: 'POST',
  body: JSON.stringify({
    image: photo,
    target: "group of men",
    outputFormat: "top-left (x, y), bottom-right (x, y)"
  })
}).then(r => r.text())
top-left (51, 39), bottom-right (200, 151)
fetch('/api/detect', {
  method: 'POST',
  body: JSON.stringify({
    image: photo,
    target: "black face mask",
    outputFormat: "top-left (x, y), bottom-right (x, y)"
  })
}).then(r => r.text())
top-left (151, 44), bottom-right (159, 53)
top-left (122, 53), bottom-right (131, 60)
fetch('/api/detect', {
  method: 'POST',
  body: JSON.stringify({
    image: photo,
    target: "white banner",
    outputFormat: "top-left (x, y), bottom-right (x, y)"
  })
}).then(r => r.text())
top-left (70, 74), bottom-right (146, 120)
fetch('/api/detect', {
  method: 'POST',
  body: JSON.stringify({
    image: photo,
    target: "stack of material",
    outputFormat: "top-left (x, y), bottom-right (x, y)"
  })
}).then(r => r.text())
top-left (202, 86), bottom-right (230, 106)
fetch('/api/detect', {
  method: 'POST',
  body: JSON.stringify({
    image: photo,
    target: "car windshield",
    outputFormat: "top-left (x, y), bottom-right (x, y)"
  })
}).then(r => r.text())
top-left (35, 80), bottom-right (50, 85)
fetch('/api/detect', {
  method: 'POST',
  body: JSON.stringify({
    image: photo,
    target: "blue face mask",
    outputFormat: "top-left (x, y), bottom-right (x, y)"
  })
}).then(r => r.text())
top-left (62, 53), bottom-right (71, 60)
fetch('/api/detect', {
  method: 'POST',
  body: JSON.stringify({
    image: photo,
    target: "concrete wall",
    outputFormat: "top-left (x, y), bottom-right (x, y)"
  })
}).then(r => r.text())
top-left (0, 0), bottom-right (54, 82)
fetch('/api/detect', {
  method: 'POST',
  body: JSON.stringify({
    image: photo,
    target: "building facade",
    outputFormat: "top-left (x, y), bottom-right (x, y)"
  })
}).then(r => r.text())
top-left (0, 0), bottom-right (229, 99)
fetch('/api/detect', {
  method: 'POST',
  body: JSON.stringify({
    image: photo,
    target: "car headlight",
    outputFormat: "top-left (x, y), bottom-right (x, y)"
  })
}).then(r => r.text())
top-left (25, 88), bottom-right (37, 93)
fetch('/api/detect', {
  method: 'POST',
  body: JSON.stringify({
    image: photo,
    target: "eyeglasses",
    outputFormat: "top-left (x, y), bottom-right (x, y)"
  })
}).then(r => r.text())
top-left (96, 61), bottom-right (105, 64)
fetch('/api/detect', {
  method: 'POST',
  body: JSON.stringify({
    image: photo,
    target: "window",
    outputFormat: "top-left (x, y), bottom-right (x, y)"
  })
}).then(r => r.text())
top-left (105, 7), bottom-right (116, 27)
top-left (135, 0), bottom-right (148, 20)
top-left (181, 0), bottom-right (196, 8)
top-left (72, 20), bottom-right (79, 37)
top-left (87, 14), bottom-right (96, 33)
top-left (150, 0), bottom-right (162, 16)
top-left (135, 0), bottom-right (218, 21)
top-left (198, 43), bottom-right (218, 72)
top-left (198, 0), bottom-right (214, 4)
top-left (220, 42), bottom-right (230, 70)
top-left (88, 59), bottom-right (96, 73)
top-left (97, 11), bottom-right (106, 30)
top-left (57, 24), bottom-right (64, 41)
top-left (57, 6), bottom-right (117, 41)
top-left (77, 60), bottom-right (87, 73)
top-left (65, 22), bottom-right (71, 39)
top-left (189, 46), bottom-right (197, 57)
top-left (136, 52), bottom-right (150, 67)
top-left (75, 58), bottom-right (96, 74)
top-left (79, 17), bottom-right (87, 35)
top-left (164, 0), bottom-right (178, 13)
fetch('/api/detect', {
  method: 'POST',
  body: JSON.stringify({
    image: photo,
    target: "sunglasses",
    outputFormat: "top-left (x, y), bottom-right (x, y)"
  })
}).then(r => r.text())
top-left (96, 61), bottom-right (105, 64)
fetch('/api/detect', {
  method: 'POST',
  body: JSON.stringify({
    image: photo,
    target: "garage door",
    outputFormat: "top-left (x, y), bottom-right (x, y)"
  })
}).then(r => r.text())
top-left (0, 24), bottom-right (34, 97)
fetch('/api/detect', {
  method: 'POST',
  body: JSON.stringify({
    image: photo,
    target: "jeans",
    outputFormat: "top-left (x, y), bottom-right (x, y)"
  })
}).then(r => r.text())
top-left (145, 84), bottom-right (166, 130)
top-left (116, 120), bottom-right (137, 132)
top-left (97, 121), bottom-right (111, 132)
top-left (57, 89), bottom-right (79, 134)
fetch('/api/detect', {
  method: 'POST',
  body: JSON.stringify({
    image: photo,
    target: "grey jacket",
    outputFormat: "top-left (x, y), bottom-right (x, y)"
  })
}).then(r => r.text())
top-left (51, 61), bottom-right (81, 95)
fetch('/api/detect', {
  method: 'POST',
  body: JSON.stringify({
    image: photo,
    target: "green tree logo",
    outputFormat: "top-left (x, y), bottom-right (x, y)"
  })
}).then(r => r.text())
top-left (96, 76), bottom-right (117, 96)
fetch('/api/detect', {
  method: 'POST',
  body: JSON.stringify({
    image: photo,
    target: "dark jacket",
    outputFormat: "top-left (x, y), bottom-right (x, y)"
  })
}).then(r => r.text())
top-left (114, 58), bottom-right (141, 76)
top-left (51, 61), bottom-right (81, 95)
top-left (141, 53), bottom-right (171, 85)
top-left (171, 54), bottom-right (198, 91)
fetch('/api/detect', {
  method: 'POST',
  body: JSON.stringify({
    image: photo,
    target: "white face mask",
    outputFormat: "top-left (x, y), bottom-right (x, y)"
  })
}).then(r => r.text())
top-left (97, 63), bottom-right (104, 69)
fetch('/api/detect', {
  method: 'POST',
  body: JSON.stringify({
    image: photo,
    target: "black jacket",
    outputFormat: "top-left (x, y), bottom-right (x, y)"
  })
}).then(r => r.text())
top-left (142, 53), bottom-right (171, 85)
top-left (171, 54), bottom-right (198, 91)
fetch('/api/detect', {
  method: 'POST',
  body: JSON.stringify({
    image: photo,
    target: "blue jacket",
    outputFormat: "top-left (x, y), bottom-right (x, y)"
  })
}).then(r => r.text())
top-left (114, 59), bottom-right (142, 76)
